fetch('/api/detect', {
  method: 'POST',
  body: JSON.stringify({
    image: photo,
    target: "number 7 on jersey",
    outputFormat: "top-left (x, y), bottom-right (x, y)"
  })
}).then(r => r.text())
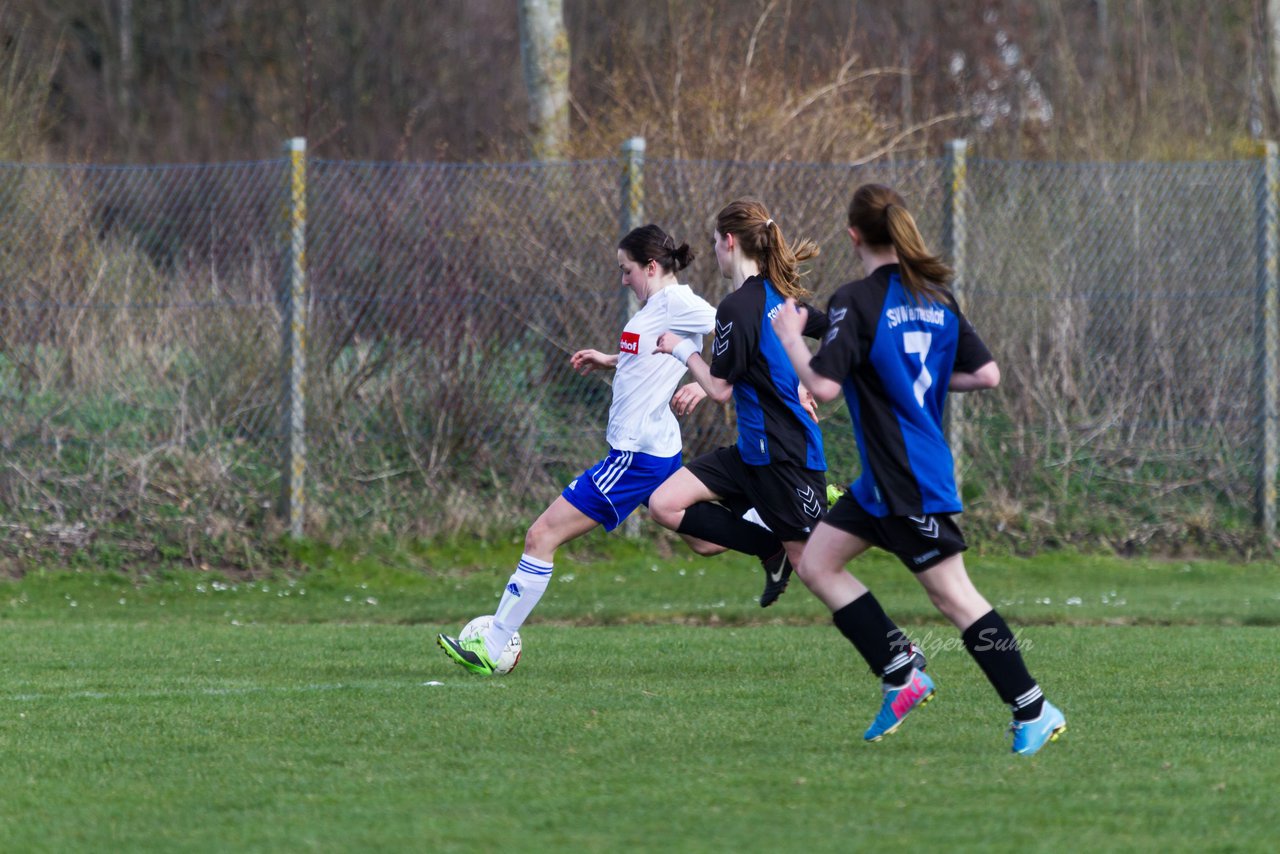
top-left (903, 331), bottom-right (933, 407)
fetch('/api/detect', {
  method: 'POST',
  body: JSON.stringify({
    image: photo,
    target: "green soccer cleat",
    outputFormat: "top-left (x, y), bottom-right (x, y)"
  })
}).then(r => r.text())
top-left (437, 633), bottom-right (498, 675)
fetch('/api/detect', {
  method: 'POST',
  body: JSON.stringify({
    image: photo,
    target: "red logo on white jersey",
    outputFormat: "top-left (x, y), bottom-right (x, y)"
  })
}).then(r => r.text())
top-left (619, 331), bottom-right (640, 354)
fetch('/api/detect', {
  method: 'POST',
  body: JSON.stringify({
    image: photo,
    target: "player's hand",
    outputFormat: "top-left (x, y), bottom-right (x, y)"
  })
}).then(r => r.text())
top-left (671, 381), bottom-right (707, 416)
top-left (652, 331), bottom-right (678, 355)
top-left (570, 348), bottom-right (613, 374)
top-left (799, 384), bottom-right (819, 422)
top-left (770, 298), bottom-right (807, 343)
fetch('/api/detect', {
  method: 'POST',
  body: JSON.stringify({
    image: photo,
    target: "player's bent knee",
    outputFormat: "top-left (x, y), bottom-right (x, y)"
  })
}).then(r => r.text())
top-left (793, 557), bottom-right (825, 584)
top-left (524, 520), bottom-right (555, 555)
top-left (683, 538), bottom-right (725, 557)
top-left (647, 496), bottom-right (682, 530)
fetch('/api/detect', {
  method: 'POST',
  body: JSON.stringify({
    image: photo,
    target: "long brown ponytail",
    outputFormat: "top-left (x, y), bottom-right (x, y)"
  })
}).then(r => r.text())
top-left (848, 184), bottom-right (952, 304)
top-left (714, 198), bottom-right (818, 299)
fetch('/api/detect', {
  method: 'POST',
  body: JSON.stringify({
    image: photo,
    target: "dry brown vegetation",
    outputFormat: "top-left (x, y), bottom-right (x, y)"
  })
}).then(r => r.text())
top-left (1, 1), bottom-right (1276, 164)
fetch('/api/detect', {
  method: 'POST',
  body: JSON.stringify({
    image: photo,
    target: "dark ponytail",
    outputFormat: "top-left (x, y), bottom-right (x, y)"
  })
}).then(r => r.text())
top-left (619, 224), bottom-right (695, 274)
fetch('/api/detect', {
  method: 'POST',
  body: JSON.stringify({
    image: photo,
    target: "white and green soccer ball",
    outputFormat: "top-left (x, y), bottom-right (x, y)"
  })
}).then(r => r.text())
top-left (459, 615), bottom-right (522, 675)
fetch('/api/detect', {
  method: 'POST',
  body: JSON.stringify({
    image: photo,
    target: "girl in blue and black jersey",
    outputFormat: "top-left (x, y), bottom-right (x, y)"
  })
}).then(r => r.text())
top-left (772, 184), bottom-right (1067, 756)
top-left (651, 198), bottom-right (829, 608)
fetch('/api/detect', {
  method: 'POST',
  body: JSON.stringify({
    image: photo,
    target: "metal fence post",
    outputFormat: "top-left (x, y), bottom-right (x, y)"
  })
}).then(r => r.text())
top-left (620, 137), bottom-right (646, 322)
top-left (943, 139), bottom-right (969, 495)
top-left (619, 137), bottom-right (645, 536)
top-left (283, 137), bottom-right (308, 540)
top-left (1257, 140), bottom-right (1278, 544)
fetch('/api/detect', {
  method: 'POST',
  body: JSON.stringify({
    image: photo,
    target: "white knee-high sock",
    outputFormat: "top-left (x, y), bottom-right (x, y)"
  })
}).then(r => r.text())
top-left (487, 554), bottom-right (553, 660)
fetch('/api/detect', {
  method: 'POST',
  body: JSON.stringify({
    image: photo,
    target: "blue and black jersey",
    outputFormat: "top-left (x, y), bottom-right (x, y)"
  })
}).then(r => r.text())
top-left (810, 264), bottom-right (992, 517)
top-left (709, 275), bottom-right (828, 470)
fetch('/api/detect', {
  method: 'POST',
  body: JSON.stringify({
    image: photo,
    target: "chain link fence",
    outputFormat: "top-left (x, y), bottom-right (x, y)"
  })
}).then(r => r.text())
top-left (1, 143), bottom-right (1276, 565)
top-left (964, 157), bottom-right (1273, 552)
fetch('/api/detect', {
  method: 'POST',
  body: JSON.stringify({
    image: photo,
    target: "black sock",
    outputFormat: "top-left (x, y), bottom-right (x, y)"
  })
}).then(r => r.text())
top-left (832, 592), bottom-right (914, 682)
top-left (961, 610), bottom-right (1044, 721)
top-left (676, 501), bottom-right (783, 561)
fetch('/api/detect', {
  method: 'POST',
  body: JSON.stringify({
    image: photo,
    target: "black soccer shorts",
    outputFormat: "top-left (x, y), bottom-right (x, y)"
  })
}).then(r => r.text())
top-left (823, 492), bottom-right (967, 572)
top-left (686, 445), bottom-right (825, 541)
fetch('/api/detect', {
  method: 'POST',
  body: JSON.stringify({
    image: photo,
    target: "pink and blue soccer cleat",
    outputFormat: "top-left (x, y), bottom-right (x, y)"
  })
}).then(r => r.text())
top-left (1009, 701), bottom-right (1066, 755)
top-left (863, 667), bottom-right (936, 742)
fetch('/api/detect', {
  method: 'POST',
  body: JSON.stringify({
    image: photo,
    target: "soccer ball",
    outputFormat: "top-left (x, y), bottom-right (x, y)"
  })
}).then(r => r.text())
top-left (458, 615), bottom-right (522, 675)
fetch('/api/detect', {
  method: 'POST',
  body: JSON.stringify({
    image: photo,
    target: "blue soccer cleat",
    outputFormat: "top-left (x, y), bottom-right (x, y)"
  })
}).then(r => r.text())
top-left (864, 667), bottom-right (936, 742)
top-left (1009, 701), bottom-right (1067, 755)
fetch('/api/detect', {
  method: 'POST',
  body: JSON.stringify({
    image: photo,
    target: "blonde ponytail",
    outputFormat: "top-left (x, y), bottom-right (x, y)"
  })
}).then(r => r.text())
top-left (716, 199), bottom-right (818, 299)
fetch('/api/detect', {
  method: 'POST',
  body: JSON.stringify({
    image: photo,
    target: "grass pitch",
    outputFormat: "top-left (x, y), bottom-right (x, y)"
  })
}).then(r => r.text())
top-left (1, 539), bottom-right (1277, 852)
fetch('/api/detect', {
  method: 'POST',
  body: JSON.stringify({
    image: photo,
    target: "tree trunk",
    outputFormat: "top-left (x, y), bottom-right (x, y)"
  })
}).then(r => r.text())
top-left (1095, 0), bottom-right (1109, 75)
top-left (517, 0), bottom-right (570, 160)
top-left (118, 0), bottom-right (134, 155)
top-left (1133, 0), bottom-right (1148, 120)
top-left (1269, 0), bottom-right (1280, 124)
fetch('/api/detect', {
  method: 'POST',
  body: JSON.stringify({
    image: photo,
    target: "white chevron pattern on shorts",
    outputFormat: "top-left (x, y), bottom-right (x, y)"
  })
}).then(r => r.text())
top-left (908, 515), bottom-right (939, 538)
top-left (797, 485), bottom-right (821, 517)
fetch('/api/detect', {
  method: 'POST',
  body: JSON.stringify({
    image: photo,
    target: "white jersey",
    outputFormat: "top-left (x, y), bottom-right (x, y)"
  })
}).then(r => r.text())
top-left (606, 284), bottom-right (716, 457)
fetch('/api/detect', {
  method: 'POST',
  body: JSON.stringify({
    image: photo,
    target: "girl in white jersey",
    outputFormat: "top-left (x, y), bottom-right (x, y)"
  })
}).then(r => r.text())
top-left (438, 225), bottom-right (729, 674)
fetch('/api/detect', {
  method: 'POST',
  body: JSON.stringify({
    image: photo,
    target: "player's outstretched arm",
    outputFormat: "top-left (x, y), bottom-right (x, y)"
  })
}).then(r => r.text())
top-left (949, 360), bottom-right (1000, 392)
top-left (654, 331), bottom-right (733, 403)
top-left (570, 349), bottom-right (618, 374)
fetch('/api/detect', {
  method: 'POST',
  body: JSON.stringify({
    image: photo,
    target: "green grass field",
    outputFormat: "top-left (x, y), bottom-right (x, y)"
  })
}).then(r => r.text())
top-left (1, 537), bottom-right (1277, 852)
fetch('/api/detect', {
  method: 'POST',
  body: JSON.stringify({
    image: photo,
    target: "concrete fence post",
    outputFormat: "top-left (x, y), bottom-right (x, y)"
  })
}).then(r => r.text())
top-left (1257, 140), bottom-right (1278, 544)
top-left (620, 137), bottom-right (646, 322)
top-left (283, 137), bottom-right (308, 540)
top-left (619, 137), bottom-right (645, 536)
top-left (943, 138), bottom-right (969, 495)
